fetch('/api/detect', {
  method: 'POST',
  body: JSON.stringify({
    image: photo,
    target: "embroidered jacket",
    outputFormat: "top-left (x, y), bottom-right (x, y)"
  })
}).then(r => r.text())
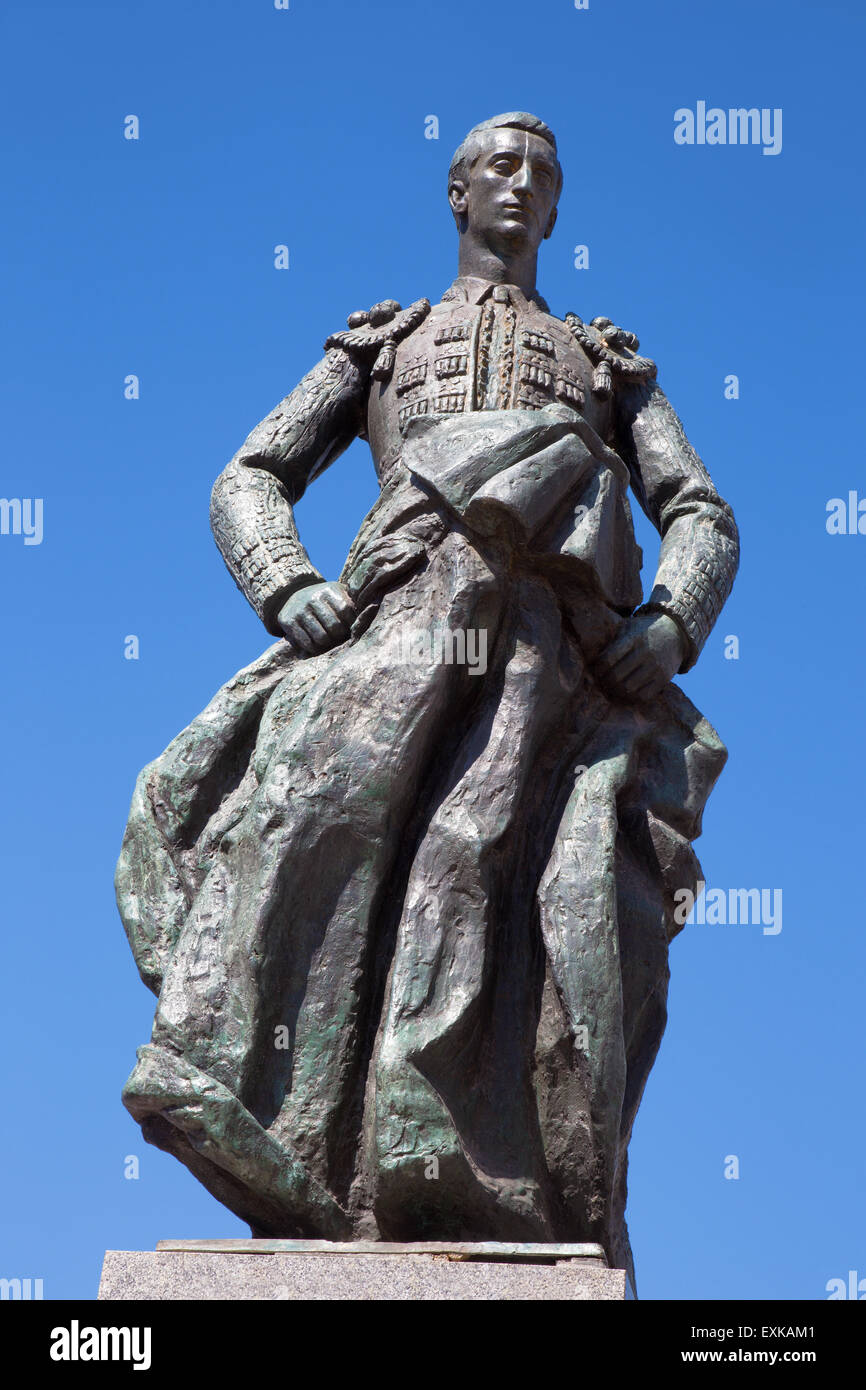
top-left (210, 277), bottom-right (739, 670)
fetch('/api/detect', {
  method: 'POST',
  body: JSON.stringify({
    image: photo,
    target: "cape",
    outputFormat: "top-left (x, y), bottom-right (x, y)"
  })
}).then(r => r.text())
top-left (117, 405), bottom-right (728, 1288)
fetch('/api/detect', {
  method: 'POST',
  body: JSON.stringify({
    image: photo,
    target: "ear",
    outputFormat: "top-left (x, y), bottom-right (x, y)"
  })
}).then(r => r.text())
top-left (543, 205), bottom-right (558, 241)
top-left (448, 180), bottom-right (468, 218)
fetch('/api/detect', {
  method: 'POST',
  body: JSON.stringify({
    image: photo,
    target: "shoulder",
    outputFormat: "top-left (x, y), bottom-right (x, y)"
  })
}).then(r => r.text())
top-left (557, 311), bottom-right (658, 398)
top-left (323, 298), bottom-right (432, 380)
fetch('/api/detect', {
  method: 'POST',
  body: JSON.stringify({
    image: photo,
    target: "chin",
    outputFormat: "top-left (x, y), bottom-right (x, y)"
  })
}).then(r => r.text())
top-left (494, 221), bottom-right (532, 247)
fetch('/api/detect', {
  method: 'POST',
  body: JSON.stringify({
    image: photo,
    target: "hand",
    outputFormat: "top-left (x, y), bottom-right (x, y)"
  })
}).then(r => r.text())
top-left (594, 610), bottom-right (686, 702)
top-left (277, 581), bottom-right (357, 656)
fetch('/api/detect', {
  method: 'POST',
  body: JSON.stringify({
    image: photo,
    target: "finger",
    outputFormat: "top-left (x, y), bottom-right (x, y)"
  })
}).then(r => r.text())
top-left (283, 619), bottom-right (317, 654)
top-left (620, 666), bottom-right (659, 696)
top-left (597, 664), bottom-right (639, 698)
top-left (297, 611), bottom-right (332, 648)
top-left (596, 636), bottom-right (637, 673)
top-left (309, 597), bottom-right (348, 639)
top-left (605, 647), bottom-right (648, 681)
top-left (610, 659), bottom-right (658, 696)
top-left (631, 672), bottom-right (666, 702)
top-left (322, 586), bottom-right (356, 623)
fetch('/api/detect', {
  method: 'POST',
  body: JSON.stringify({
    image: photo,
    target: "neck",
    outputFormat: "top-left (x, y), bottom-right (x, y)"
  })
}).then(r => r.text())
top-left (456, 234), bottom-right (539, 297)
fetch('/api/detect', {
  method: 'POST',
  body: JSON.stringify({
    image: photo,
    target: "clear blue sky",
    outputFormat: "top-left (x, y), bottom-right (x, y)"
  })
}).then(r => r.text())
top-left (1, 0), bottom-right (863, 1300)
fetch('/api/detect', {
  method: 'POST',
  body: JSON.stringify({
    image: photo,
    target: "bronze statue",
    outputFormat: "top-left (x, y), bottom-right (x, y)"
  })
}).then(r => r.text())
top-left (117, 113), bottom-right (739, 1289)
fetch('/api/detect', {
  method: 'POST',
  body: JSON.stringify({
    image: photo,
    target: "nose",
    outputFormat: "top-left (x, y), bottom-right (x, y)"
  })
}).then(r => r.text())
top-left (511, 161), bottom-right (532, 198)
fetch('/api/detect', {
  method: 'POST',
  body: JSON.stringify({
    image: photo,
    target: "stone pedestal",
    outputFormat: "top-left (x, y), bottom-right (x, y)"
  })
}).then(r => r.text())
top-left (98, 1240), bottom-right (630, 1301)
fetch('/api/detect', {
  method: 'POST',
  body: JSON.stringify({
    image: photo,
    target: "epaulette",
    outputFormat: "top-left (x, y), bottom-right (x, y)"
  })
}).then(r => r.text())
top-left (564, 313), bottom-right (657, 398)
top-left (324, 298), bottom-right (431, 382)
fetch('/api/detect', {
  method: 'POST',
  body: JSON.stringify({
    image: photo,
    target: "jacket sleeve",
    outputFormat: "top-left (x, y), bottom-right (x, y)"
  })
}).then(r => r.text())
top-left (614, 378), bottom-right (739, 672)
top-left (210, 347), bottom-right (369, 635)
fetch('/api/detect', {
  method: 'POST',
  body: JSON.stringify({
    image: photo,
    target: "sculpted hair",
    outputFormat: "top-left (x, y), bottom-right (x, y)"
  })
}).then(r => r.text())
top-left (448, 112), bottom-right (563, 202)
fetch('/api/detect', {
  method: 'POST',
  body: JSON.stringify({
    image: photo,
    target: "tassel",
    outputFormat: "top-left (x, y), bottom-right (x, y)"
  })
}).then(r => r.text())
top-left (592, 360), bottom-right (613, 398)
top-left (372, 337), bottom-right (397, 381)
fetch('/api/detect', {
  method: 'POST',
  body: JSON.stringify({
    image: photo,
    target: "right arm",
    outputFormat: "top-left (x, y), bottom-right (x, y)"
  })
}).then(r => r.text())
top-left (210, 347), bottom-right (368, 638)
top-left (211, 297), bottom-right (431, 648)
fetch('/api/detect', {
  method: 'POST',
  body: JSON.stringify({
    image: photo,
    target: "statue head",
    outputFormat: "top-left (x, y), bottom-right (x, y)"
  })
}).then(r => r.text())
top-left (447, 113), bottom-right (562, 259)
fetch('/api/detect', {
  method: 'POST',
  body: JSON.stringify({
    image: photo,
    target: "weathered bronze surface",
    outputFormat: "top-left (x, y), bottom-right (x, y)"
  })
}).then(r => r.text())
top-left (117, 113), bottom-right (739, 1289)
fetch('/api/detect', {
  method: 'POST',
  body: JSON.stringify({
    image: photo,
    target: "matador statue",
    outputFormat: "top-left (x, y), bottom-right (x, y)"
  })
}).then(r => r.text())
top-left (116, 112), bottom-right (739, 1288)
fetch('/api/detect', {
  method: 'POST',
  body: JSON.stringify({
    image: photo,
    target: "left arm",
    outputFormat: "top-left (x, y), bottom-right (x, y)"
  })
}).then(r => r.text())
top-left (596, 377), bottom-right (740, 699)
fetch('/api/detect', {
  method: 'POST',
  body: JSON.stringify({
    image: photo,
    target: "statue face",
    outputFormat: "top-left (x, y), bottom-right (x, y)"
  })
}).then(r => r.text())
top-left (450, 127), bottom-right (560, 254)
